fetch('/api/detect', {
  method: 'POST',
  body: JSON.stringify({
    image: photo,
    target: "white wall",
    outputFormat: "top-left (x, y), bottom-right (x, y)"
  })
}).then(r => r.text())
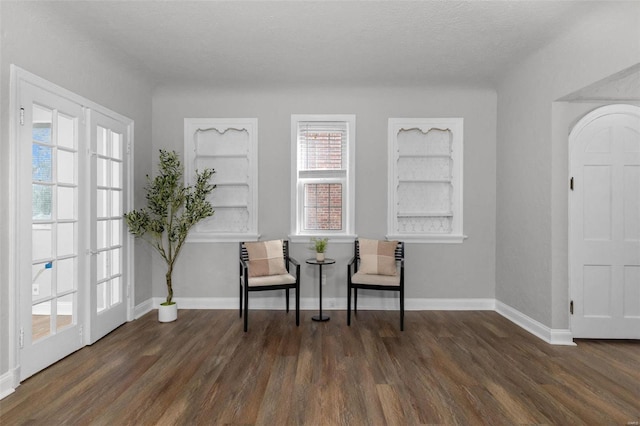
top-left (0, 2), bottom-right (154, 378)
top-left (496, 2), bottom-right (640, 328)
top-left (152, 85), bottom-right (497, 304)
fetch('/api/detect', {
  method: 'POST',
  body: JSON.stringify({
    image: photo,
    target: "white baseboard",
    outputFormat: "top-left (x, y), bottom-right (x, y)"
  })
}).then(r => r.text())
top-left (146, 296), bottom-right (495, 312)
top-left (134, 299), bottom-right (154, 319)
top-left (495, 300), bottom-right (575, 346)
top-left (133, 297), bottom-right (573, 346)
top-left (0, 367), bottom-right (19, 400)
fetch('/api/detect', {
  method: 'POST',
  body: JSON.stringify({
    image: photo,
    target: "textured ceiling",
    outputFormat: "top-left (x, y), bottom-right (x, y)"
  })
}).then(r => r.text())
top-left (37, 1), bottom-right (609, 88)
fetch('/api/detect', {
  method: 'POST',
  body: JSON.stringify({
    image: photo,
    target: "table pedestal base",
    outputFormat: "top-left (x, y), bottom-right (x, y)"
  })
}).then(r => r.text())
top-left (312, 314), bottom-right (330, 322)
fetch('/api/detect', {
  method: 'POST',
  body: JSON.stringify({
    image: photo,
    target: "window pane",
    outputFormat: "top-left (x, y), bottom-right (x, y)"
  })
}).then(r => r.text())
top-left (304, 183), bottom-right (342, 230)
top-left (299, 129), bottom-right (344, 170)
top-left (32, 144), bottom-right (52, 182)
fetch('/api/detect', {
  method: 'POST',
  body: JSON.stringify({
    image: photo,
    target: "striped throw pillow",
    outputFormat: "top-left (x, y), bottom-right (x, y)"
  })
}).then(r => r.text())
top-left (358, 238), bottom-right (398, 276)
top-left (245, 240), bottom-right (288, 277)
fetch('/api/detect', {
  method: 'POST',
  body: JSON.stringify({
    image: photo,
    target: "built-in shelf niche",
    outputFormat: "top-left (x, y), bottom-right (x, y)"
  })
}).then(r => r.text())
top-left (387, 118), bottom-right (465, 243)
top-left (184, 118), bottom-right (259, 242)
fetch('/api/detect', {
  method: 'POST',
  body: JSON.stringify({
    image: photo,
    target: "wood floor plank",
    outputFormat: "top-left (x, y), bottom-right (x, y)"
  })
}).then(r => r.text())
top-left (1, 310), bottom-right (639, 425)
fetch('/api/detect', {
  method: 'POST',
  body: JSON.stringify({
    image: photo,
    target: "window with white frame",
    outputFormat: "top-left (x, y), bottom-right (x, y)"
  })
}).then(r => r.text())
top-left (184, 118), bottom-right (259, 242)
top-left (291, 115), bottom-right (355, 240)
top-left (387, 118), bottom-right (465, 243)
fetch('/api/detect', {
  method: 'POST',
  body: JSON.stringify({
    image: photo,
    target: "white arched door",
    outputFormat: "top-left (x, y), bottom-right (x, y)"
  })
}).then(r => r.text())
top-left (569, 104), bottom-right (640, 339)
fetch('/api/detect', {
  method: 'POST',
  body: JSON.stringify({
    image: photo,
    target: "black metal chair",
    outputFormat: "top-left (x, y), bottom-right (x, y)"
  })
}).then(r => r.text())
top-left (239, 240), bottom-right (300, 332)
top-left (347, 239), bottom-right (405, 330)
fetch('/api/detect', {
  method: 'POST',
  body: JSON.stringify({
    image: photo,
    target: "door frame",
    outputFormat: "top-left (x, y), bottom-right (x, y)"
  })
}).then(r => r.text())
top-left (568, 103), bottom-right (640, 337)
top-left (7, 65), bottom-right (135, 386)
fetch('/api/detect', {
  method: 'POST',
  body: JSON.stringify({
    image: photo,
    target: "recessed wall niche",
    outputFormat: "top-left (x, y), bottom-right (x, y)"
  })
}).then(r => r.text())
top-left (184, 118), bottom-right (259, 242)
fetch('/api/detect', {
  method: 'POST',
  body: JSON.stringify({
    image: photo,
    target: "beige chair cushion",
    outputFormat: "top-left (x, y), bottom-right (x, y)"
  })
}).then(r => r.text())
top-left (358, 238), bottom-right (398, 276)
top-left (351, 272), bottom-right (400, 286)
top-left (248, 273), bottom-right (296, 287)
top-left (245, 240), bottom-right (288, 277)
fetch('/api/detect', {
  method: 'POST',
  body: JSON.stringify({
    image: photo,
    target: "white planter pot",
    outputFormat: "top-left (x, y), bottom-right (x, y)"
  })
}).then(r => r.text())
top-left (158, 302), bottom-right (178, 322)
top-left (316, 252), bottom-right (325, 262)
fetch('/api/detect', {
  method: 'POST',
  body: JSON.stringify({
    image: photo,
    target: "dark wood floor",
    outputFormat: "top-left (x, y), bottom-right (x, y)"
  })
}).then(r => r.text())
top-left (1, 309), bottom-right (639, 425)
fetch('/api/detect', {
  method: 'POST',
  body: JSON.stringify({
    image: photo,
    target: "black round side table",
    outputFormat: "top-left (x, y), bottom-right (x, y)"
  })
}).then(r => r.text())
top-left (305, 258), bottom-right (336, 321)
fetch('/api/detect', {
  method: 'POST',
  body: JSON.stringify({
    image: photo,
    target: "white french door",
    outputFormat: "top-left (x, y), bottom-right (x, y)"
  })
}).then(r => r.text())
top-left (18, 81), bottom-right (86, 380)
top-left (88, 110), bottom-right (130, 342)
top-left (569, 104), bottom-right (640, 339)
top-left (13, 67), bottom-right (133, 381)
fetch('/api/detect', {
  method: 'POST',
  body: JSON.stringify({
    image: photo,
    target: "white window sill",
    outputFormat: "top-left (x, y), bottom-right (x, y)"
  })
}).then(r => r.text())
top-left (385, 234), bottom-right (468, 244)
top-left (288, 234), bottom-right (357, 244)
top-left (186, 233), bottom-right (261, 243)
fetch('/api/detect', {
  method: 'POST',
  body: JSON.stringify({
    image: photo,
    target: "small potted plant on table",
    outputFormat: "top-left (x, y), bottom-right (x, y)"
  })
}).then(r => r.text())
top-left (311, 237), bottom-right (328, 262)
top-left (124, 149), bottom-right (215, 322)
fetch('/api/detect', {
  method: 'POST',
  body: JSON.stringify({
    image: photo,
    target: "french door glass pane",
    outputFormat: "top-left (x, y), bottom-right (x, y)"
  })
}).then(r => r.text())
top-left (57, 113), bottom-right (75, 149)
top-left (111, 220), bottom-right (122, 246)
top-left (97, 126), bottom-right (108, 156)
top-left (111, 190), bottom-right (121, 216)
top-left (111, 248), bottom-right (121, 275)
top-left (112, 132), bottom-right (122, 160)
top-left (97, 251), bottom-right (107, 281)
top-left (32, 224), bottom-right (52, 261)
top-left (97, 158), bottom-right (108, 186)
top-left (32, 184), bottom-right (52, 220)
top-left (31, 262), bottom-right (52, 300)
top-left (57, 187), bottom-right (75, 220)
top-left (97, 282), bottom-right (106, 312)
top-left (32, 300), bottom-right (52, 342)
top-left (56, 223), bottom-right (75, 256)
top-left (32, 144), bottom-right (52, 182)
top-left (97, 220), bottom-right (108, 250)
top-left (111, 161), bottom-right (121, 188)
top-left (56, 294), bottom-right (74, 332)
top-left (110, 277), bottom-right (121, 305)
top-left (56, 258), bottom-right (75, 293)
top-left (57, 150), bottom-right (75, 184)
top-left (97, 190), bottom-right (108, 218)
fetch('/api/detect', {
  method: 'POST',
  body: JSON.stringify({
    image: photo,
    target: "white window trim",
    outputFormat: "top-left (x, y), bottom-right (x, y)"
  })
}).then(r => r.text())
top-left (387, 117), bottom-right (466, 243)
top-left (184, 118), bottom-right (259, 242)
top-left (290, 114), bottom-right (356, 243)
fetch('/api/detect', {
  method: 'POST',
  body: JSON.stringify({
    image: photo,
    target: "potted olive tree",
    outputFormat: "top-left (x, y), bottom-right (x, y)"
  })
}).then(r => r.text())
top-left (124, 149), bottom-right (215, 322)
